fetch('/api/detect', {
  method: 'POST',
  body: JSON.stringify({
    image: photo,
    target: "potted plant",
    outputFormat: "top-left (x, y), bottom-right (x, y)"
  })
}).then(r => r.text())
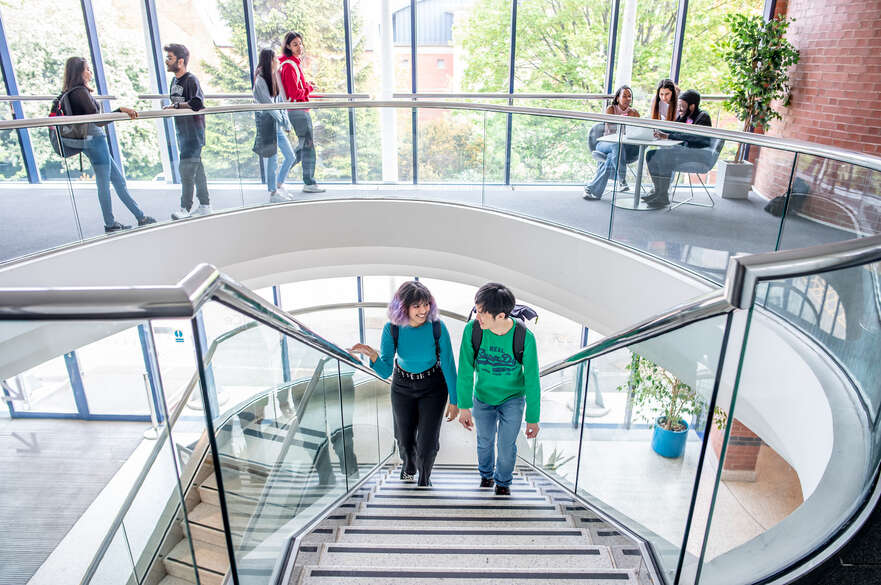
top-left (619, 353), bottom-right (707, 458)
top-left (714, 14), bottom-right (800, 199)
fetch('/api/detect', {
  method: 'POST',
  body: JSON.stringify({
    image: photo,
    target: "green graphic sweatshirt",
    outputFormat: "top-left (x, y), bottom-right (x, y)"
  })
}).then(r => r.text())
top-left (456, 320), bottom-right (541, 423)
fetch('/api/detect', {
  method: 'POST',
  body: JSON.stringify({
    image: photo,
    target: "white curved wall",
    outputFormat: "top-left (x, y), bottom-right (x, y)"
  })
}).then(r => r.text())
top-left (0, 199), bottom-right (712, 336)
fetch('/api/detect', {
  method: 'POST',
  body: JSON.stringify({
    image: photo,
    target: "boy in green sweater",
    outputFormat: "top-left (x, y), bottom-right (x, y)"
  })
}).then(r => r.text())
top-left (457, 283), bottom-right (540, 495)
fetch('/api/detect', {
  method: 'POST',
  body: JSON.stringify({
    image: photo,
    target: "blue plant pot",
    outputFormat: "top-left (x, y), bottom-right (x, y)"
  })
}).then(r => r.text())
top-left (651, 417), bottom-right (689, 458)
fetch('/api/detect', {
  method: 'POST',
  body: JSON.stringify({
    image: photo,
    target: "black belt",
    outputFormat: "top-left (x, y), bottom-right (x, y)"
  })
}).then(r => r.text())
top-left (394, 362), bottom-right (441, 381)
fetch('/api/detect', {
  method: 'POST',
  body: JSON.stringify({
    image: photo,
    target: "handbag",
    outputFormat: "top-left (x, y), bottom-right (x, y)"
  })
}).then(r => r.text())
top-left (252, 111), bottom-right (278, 157)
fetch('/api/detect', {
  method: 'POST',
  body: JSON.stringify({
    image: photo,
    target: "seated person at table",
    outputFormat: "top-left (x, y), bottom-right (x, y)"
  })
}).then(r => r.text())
top-left (643, 89), bottom-right (712, 209)
top-left (650, 78), bottom-right (678, 121)
top-left (583, 85), bottom-right (641, 201)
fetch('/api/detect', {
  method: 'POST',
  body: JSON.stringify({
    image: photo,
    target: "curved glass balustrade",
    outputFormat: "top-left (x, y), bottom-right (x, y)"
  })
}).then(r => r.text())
top-left (1, 102), bottom-right (879, 287)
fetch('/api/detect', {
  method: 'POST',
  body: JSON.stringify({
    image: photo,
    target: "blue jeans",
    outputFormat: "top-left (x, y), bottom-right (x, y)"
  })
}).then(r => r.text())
top-left (472, 395), bottom-right (525, 488)
top-left (264, 127), bottom-right (296, 192)
top-left (80, 135), bottom-right (145, 227)
top-left (588, 141), bottom-right (635, 195)
top-left (287, 109), bottom-right (316, 185)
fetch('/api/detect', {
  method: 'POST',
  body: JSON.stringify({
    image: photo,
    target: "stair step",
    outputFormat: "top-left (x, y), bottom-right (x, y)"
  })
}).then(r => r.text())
top-left (370, 492), bottom-right (548, 502)
top-left (157, 576), bottom-right (194, 585)
top-left (336, 526), bottom-right (593, 545)
top-left (164, 539), bottom-right (228, 585)
top-left (297, 565), bottom-right (637, 584)
top-left (383, 478), bottom-right (531, 487)
top-left (351, 512), bottom-right (573, 528)
top-left (359, 501), bottom-right (560, 516)
top-left (318, 543), bottom-right (616, 568)
top-left (589, 526), bottom-right (636, 546)
top-left (375, 485), bottom-right (542, 495)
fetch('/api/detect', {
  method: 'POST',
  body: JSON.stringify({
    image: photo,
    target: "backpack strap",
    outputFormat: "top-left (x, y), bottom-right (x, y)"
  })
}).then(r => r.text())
top-left (471, 321), bottom-right (483, 362)
top-left (390, 324), bottom-right (399, 353)
top-left (432, 320), bottom-right (441, 362)
top-left (512, 319), bottom-right (526, 365)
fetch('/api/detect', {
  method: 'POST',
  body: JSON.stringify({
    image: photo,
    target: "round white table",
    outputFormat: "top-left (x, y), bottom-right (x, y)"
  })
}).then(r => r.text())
top-left (597, 134), bottom-right (682, 210)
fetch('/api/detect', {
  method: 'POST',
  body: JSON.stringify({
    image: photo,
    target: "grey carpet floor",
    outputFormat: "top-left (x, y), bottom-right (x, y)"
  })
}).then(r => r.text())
top-left (0, 417), bottom-right (147, 585)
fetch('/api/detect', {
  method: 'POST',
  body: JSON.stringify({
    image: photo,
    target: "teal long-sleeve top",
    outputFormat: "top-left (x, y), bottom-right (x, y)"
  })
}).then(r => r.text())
top-left (370, 321), bottom-right (458, 404)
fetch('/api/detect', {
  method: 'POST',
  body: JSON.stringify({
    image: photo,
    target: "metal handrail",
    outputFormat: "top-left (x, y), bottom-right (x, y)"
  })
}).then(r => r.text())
top-left (0, 95), bottom-right (116, 102)
top-left (289, 300), bottom-right (469, 323)
top-left (393, 92), bottom-right (730, 102)
top-left (137, 92), bottom-right (370, 100)
top-left (540, 233), bottom-right (881, 377)
top-left (1, 99), bottom-right (879, 174)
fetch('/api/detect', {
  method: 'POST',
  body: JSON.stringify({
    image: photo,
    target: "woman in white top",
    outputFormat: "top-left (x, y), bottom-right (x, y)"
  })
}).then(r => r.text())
top-left (584, 85), bottom-right (641, 200)
top-left (253, 48), bottom-right (296, 203)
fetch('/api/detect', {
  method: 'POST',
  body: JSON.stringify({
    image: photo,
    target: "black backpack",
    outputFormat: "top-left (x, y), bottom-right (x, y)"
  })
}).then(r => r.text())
top-left (468, 304), bottom-right (537, 364)
top-left (49, 88), bottom-right (88, 158)
top-left (390, 320), bottom-right (442, 363)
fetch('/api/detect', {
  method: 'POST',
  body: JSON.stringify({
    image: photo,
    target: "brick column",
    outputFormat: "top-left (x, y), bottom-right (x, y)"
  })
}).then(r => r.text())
top-left (751, 0), bottom-right (881, 232)
top-left (711, 419), bottom-right (763, 481)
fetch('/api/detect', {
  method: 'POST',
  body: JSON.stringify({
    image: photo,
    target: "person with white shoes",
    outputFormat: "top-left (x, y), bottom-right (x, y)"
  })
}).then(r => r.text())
top-left (163, 44), bottom-right (212, 220)
top-left (253, 49), bottom-right (296, 204)
top-left (278, 31), bottom-right (325, 194)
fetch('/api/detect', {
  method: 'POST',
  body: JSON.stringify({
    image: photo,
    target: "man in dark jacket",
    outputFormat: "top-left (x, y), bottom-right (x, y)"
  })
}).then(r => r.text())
top-left (644, 89), bottom-right (714, 208)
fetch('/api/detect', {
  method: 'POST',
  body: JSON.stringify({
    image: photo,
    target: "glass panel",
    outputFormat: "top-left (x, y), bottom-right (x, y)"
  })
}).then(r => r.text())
top-left (0, 320), bottom-right (153, 584)
top-left (416, 109), bottom-right (485, 196)
top-left (2, 3), bottom-right (90, 179)
top-left (76, 326), bottom-right (151, 416)
top-left (280, 277), bottom-right (358, 310)
top-left (198, 301), bottom-right (348, 583)
top-left (0, 95), bottom-right (26, 182)
top-left (339, 360), bottom-right (379, 485)
top-left (121, 431), bottom-right (191, 582)
top-left (485, 113), bottom-right (611, 237)
top-left (361, 275), bottom-right (415, 302)
top-left (699, 261), bottom-right (881, 584)
top-left (151, 318), bottom-right (200, 418)
top-left (533, 361), bottom-right (587, 490)
top-left (608, 118), bottom-right (792, 283)
top-left (92, 0), bottom-right (165, 182)
top-left (612, 0), bottom-right (677, 115)
top-left (514, 0), bottom-right (613, 96)
top-left (86, 524), bottom-right (136, 585)
top-left (778, 155), bottom-right (881, 250)
top-left (5, 353), bottom-right (76, 414)
top-left (574, 314), bottom-right (728, 583)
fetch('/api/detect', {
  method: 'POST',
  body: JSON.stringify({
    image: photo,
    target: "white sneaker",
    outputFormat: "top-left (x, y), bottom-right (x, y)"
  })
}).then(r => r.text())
top-left (276, 185), bottom-right (293, 199)
top-left (171, 207), bottom-right (190, 220)
top-left (269, 192), bottom-right (288, 203)
top-left (190, 204), bottom-right (213, 217)
top-left (302, 184), bottom-right (326, 193)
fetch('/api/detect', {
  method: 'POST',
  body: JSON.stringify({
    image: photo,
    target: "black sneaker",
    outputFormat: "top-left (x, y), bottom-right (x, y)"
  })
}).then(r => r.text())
top-left (494, 485), bottom-right (511, 496)
top-left (645, 196), bottom-right (670, 209)
top-left (104, 221), bottom-right (131, 233)
top-left (418, 478), bottom-right (432, 487)
top-left (480, 477), bottom-right (494, 488)
top-left (400, 471), bottom-right (416, 481)
top-left (138, 215), bottom-right (157, 226)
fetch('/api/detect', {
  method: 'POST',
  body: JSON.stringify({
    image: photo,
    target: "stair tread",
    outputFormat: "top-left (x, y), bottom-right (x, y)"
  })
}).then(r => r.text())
top-left (336, 525), bottom-right (593, 545)
top-left (157, 576), bottom-right (193, 585)
top-left (168, 538), bottom-right (229, 574)
top-left (298, 565), bottom-right (637, 584)
top-left (188, 502), bottom-right (223, 530)
top-left (319, 543), bottom-right (615, 568)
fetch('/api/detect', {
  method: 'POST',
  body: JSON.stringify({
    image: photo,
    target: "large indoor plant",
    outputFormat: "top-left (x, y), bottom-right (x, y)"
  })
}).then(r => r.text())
top-left (714, 14), bottom-right (800, 198)
top-left (619, 353), bottom-right (706, 458)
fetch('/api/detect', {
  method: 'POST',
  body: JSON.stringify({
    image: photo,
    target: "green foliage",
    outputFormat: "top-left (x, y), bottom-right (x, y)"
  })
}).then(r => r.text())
top-left (618, 352), bottom-right (705, 432)
top-left (716, 14), bottom-right (800, 159)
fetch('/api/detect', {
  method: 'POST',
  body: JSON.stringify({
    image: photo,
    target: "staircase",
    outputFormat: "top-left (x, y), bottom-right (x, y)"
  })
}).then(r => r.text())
top-left (289, 463), bottom-right (656, 585)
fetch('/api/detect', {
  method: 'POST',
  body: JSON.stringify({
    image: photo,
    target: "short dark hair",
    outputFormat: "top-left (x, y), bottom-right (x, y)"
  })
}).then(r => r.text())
top-left (282, 32), bottom-right (303, 56)
top-left (164, 43), bottom-right (189, 66)
top-left (474, 283), bottom-right (515, 318)
top-left (678, 89), bottom-right (701, 110)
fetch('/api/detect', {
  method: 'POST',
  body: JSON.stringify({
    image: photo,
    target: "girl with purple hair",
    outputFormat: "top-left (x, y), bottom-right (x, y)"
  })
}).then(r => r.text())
top-left (350, 281), bottom-right (458, 486)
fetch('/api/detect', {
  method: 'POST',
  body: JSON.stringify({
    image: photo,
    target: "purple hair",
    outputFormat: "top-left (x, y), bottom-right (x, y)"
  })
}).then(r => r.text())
top-left (388, 281), bottom-right (439, 326)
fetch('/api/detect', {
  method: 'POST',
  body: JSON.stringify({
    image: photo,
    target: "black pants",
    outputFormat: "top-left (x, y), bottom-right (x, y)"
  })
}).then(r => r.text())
top-left (178, 133), bottom-right (209, 209)
top-left (391, 368), bottom-right (448, 485)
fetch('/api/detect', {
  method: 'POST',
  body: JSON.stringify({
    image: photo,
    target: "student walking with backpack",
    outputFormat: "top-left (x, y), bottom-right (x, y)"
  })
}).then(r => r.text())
top-left (278, 31), bottom-right (325, 193)
top-left (457, 283), bottom-right (540, 496)
top-left (350, 282), bottom-right (458, 486)
top-left (57, 57), bottom-right (155, 233)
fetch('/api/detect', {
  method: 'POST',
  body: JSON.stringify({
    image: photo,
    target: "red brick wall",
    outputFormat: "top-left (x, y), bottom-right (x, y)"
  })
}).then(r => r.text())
top-left (711, 419), bottom-right (763, 477)
top-left (752, 0), bottom-right (881, 232)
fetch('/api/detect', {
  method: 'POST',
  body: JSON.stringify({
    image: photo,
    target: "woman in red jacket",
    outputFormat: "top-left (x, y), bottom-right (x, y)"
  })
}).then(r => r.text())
top-left (278, 32), bottom-right (324, 193)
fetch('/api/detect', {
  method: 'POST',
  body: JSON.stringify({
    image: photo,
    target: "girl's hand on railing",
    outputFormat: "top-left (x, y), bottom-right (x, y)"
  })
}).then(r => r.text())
top-left (119, 107), bottom-right (138, 119)
top-left (349, 343), bottom-right (378, 363)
